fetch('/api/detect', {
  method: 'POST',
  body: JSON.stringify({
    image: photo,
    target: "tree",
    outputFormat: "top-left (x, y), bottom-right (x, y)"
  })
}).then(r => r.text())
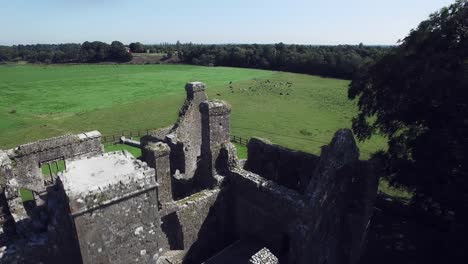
top-left (129, 42), bottom-right (145, 53)
top-left (0, 46), bottom-right (16, 62)
top-left (349, 0), bottom-right (468, 237)
top-left (110, 41), bottom-right (132, 62)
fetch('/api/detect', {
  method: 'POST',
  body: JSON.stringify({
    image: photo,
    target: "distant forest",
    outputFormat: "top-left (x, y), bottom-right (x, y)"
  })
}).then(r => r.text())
top-left (176, 43), bottom-right (389, 79)
top-left (0, 41), bottom-right (132, 64)
top-left (0, 41), bottom-right (390, 79)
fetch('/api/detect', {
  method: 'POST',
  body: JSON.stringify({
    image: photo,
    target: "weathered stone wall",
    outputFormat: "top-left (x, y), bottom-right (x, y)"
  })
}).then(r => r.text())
top-left (0, 150), bottom-right (15, 239)
top-left (72, 188), bottom-right (161, 264)
top-left (159, 187), bottom-right (233, 263)
top-left (228, 168), bottom-right (310, 263)
top-left (301, 129), bottom-right (379, 264)
top-left (228, 129), bottom-right (379, 264)
top-left (144, 142), bottom-right (173, 205)
top-left (140, 127), bottom-right (172, 159)
top-left (61, 155), bottom-right (161, 264)
top-left (8, 131), bottom-right (103, 195)
top-left (199, 100), bottom-right (232, 188)
top-left (166, 82), bottom-right (207, 180)
top-left (245, 137), bottom-right (319, 193)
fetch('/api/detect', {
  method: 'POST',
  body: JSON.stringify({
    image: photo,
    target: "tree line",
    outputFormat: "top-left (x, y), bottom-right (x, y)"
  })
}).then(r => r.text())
top-left (0, 41), bottom-right (132, 63)
top-left (128, 42), bottom-right (390, 79)
top-left (1, 40), bottom-right (389, 79)
top-left (176, 43), bottom-right (390, 79)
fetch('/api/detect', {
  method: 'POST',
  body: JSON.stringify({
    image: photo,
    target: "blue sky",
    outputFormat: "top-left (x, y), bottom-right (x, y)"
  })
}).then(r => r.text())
top-left (0, 0), bottom-right (455, 45)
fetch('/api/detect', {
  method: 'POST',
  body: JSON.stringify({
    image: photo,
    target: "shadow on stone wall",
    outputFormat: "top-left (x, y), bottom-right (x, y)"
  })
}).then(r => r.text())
top-left (244, 138), bottom-right (320, 194)
top-left (171, 166), bottom-right (206, 201)
top-left (161, 212), bottom-right (184, 250)
top-left (182, 186), bottom-right (236, 264)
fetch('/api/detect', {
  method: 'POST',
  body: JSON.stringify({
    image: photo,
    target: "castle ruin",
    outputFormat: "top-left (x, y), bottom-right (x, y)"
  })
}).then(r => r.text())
top-left (0, 82), bottom-right (379, 264)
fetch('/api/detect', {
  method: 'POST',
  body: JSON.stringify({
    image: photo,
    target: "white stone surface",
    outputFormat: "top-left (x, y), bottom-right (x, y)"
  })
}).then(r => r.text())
top-left (60, 151), bottom-right (152, 197)
top-left (77, 130), bottom-right (101, 140)
top-left (84, 130), bottom-right (102, 138)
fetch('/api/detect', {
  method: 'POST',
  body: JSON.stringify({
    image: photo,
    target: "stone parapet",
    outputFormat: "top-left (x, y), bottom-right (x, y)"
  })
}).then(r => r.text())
top-left (145, 142), bottom-right (173, 204)
top-left (199, 100), bottom-right (232, 116)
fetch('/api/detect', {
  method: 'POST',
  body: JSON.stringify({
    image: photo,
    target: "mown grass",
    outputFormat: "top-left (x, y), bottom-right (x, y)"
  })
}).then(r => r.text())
top-left (1, 64), bottom-right (403, 198)
top-left (41, 159), bottom-right (66, 177)
top-left (234, 143), bottom-right (247, 159)
top-left (19, 189), bottom-right (34, 202)
top-left (0, 64), bottom-right (384, 159)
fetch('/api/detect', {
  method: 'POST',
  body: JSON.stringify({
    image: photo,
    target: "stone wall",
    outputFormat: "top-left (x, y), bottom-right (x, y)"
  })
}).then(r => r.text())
top-left (166, 82), bottom-right (207, 180)
top-left (161, 188), bottom-right (233, 263)
top-left (0, 131), bottom-right (104, 242)
top-left (72, 188), bottom-right (161, 264)
top-left (141, 84), bottom-right (233, 198)
top-left (144, 142), bottom-right (173, 205)
top-left (7, 131), bottom-right (103, 196)
top-left (228, 129), bottom-right (379, 264)
top-left (245, 138), bottom-right (319, 193)
top-left (59, 152), bottom-right (161, 264)
top-left (199, 100), bottom-right (232, 188)
top-left (228, 168), bottom-right (310, 263)
top-left (301, 129), bottom-right (379, 264)
top-left (0, 150), bottom-right (15, 239)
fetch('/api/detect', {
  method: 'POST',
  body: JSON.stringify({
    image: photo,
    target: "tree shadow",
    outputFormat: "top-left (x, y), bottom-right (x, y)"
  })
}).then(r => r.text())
top-left (359, 194), bottom-right (451, 264)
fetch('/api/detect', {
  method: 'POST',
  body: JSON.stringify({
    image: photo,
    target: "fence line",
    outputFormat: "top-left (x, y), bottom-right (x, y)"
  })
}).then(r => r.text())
top-left (230, 135), bottom-right (249, 146)
top-left (101, 127), bottom-right (373, 154)
top-left (101, 128), bottom-right (161, 144)
top-left (231, 126), bottom-right (375, 155)
top-left (101, 129), bottom-right (250, 146)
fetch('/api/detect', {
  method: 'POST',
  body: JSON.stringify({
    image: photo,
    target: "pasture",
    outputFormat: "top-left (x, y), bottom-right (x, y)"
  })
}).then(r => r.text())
top-left (0, 64), bottom-right (384, 158)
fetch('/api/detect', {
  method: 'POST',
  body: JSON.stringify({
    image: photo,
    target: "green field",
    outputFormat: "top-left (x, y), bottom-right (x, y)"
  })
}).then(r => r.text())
top-left (0, 64), bottom-right (384, 158)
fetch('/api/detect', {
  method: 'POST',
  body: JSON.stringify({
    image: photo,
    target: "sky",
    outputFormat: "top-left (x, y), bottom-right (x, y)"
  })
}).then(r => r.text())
top-left (0, 0), bottom-right (456, 45)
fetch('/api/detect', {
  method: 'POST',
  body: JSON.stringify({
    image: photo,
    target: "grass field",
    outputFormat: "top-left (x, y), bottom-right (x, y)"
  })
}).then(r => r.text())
top-left (0, 64), bottom-right (385, 159)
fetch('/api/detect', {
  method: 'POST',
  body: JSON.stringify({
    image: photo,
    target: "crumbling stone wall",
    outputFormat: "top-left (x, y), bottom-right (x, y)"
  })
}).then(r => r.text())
top-left (72, 188), bottom-right (161, 264)
top-left (141, 83), bottom-right (232, 198)
top-left (228, 167), bottom-right (310, 262)
top-left (145, 142), bottom-right (173, 205)
top-left (58, 152), bottom-right (162, 264)
top-left (0, 131), bottom-right (104, 244)
top-left (166, 82), bottom-right (207, 180)
top-left (7, 131), bottom-right (103, 196)
top-left (199, 100), bottom-right (232, 188)
top-left (160, 188), bottom-right (232, 263)
top-left (301, 129), bottom-right (379, 264)
top-left (0, 150), bottom-right (15, 239)
top-left (245, 138), bottom-right (319, 193)
top-left (229, 129), bottom-right (379, 264)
